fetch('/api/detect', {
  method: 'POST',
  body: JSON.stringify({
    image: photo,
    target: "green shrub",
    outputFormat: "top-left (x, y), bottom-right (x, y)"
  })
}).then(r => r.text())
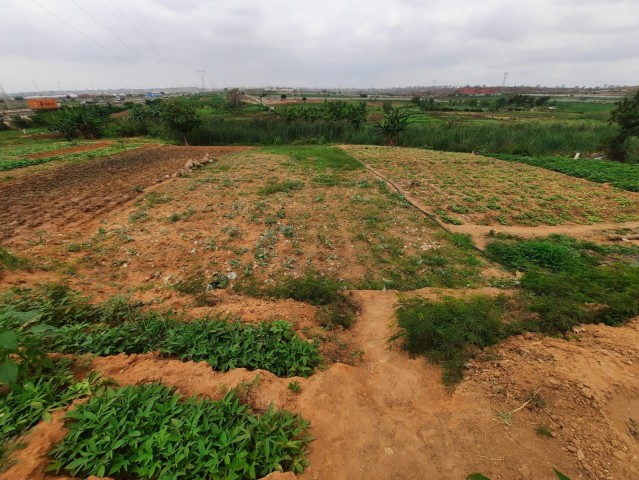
top-left (49, 384), bottom-right (311, 479)
top-left (391, 296), bottom-right (506, 385)
top-left (0, 249), bottom-right (29, 271)
top-left (485, 239), bottom-right (585, 272)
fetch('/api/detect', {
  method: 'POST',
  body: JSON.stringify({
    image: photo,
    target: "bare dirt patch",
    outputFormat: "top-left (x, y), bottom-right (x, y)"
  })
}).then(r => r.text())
top-left (0, 145), bottom-right (252, 243)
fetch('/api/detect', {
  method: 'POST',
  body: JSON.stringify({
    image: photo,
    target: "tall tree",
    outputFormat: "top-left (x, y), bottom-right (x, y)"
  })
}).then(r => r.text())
top-left (160, 100), bottom-right (201, 146)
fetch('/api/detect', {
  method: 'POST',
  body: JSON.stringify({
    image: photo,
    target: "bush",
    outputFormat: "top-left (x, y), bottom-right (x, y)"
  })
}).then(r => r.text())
top-left (485, 239), bottom-right (585, 272)
top-left (49, 384), bottom-right (312, 479)
top-left (392, 296), bottom-right (506, 384)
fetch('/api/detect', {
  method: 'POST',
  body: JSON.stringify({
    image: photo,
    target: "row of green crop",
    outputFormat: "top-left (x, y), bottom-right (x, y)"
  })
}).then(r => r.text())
top-left (0, 288), bottom-right (316, 477)
top-left (488, 153), bottom-right (639, 191)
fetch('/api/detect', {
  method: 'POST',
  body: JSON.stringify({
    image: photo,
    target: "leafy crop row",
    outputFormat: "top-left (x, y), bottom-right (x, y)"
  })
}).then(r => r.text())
top-left (1, 287), bottom-right (320, 377)
top-left (489, 153), bottom-right (639, 192)
top-left (49, 384), bottom-right (311, 479)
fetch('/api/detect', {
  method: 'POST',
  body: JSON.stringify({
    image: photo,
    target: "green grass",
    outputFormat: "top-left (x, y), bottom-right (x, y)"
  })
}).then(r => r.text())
top-left (489, 153), bottom-right (639, 191)
top-left (492, 236), bottom-right (639, 332)
top-left (48, 384), bottom-right (312, 479)
top-left (258, 180), bottom-right (305, 195)
top-left (0, 248), bottom-right (30, 271)
top-left (263, 146), bottom-right (363, 171)
top-left (393, 235), bottom-right (639, 384)
top-left (392, 296), bottom-right (507, 385)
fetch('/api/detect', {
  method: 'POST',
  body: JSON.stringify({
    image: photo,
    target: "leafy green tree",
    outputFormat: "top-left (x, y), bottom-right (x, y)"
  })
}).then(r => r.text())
top-left (160, 100), bottom-right (201, 145)
top-left (47, 105), bottom-right (108, 141)
top-left (374, 107), bottom-right (410, 146)
top-left (607, 90), bottom-right (639, 162)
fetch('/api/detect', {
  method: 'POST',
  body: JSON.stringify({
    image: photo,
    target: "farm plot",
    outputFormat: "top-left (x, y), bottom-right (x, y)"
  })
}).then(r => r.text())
top-left (4, 145), bottom-right (639, 480)
top-left (344, 145), bottom-right (639, 227)
top-left (0, 138), bottom-right (151, 172)
top-left (23, 146), bottom-right (487, 303)
top-left (0, 145), bottom-right (251, 242)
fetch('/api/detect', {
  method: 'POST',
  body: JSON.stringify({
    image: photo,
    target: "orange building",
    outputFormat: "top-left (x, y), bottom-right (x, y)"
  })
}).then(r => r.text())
top-left (27, 98), bottom-right (59, 110)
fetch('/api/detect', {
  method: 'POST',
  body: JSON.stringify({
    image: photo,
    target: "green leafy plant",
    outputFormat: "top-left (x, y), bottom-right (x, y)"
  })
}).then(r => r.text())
top-left (288, 380), bottom-right (301, 393)
top-left (48, 384), bottom-right (312, 479)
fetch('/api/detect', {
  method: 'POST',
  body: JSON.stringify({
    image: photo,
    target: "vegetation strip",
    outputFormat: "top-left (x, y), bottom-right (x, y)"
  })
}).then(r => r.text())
top-left (48, 384), bottom-right (311, 479)
top-left (488, 153), bottom-right (639, 192)
top-left (1, 287), bottom-right (320, 377)
top-left (391, 235), bottom-right (639, 384)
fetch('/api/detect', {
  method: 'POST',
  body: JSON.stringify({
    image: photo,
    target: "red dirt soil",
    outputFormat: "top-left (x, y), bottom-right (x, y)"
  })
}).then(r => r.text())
top-left (0, 145), bottom-right (252, 243)
top-left (4, 290), bottom-right (639, 480)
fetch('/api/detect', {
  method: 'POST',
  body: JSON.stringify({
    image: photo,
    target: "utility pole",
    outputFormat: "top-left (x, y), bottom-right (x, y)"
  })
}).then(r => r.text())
top-left (197, 70), bottom-right (207, 91)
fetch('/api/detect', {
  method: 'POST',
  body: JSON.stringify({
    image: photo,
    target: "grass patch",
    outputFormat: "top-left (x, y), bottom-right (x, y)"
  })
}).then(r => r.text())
top-left (263, 146), bottom-right (363, 171)
top-left (258, 180), bottom-right (304, 195)
top-left (391, 296), bottom-right (507, 385)
top-left (48, 384), bottom-right (311, 479)
top-left (489, 153), bottom-right (639, 192)
top-left (237, 271), bottom-right (358, 330)
top-left (0, 248), bottom-right (30, 271)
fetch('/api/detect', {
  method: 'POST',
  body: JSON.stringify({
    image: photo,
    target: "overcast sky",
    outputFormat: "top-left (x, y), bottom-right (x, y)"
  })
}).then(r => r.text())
top-left (2, 0), bottom-right (638, 93)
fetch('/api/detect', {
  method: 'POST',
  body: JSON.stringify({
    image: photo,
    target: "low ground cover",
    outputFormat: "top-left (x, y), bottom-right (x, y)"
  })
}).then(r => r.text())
top-left (345, 146), bottom-right (639, 226)
top-left (1, 288), bottom-right (320, 377)
top-left (392, 235), bottom-right (639, 384)
top-left (488, 153), bottom-right (639, 192)
top-left (49, 146), bottom-right (486, 298)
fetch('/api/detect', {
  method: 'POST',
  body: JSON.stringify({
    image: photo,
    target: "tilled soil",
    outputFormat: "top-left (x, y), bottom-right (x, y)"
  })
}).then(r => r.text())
top-left (0, 145), bottom-right (251, 243)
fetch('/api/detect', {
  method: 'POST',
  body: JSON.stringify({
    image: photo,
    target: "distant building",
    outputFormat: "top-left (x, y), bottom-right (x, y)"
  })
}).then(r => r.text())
top-left (27, 98), bottom-right (59, 110)
top-left (457, 87), bottom-right (497, 96)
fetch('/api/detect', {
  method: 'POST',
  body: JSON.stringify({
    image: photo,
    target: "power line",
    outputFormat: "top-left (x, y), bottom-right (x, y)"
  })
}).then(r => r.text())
top-left (68, 0), bottom-right (179, 85)
top-left (30, 0), bottom-right (151, 78)
top-left (107, 0), bottom-right (171, 65)
top-left (69, 0), bottom-right (142, 59)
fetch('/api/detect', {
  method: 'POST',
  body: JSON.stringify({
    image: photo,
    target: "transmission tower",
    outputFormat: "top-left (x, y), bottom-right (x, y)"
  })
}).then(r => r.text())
top-left (502, 72), bottom-right (509, 87)
top-left (197, 70), bottom-right (207, 91)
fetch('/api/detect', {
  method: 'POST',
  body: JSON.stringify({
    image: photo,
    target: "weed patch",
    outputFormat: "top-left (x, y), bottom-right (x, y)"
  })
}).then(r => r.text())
top-left (258, 180), bottom-right (304, 195)
top-left (391, 296), bottom-right (507, 385)
top-left (0, 248), bottom-right (30, 271)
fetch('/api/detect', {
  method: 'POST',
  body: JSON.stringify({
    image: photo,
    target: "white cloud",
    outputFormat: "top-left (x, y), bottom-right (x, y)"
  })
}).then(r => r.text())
top-left (1, 0), bottom-right (638, 92)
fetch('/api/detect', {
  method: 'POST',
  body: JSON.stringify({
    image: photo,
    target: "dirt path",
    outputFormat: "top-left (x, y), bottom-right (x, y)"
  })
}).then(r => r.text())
top-left (0, 145), bottom-right (252, 244)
